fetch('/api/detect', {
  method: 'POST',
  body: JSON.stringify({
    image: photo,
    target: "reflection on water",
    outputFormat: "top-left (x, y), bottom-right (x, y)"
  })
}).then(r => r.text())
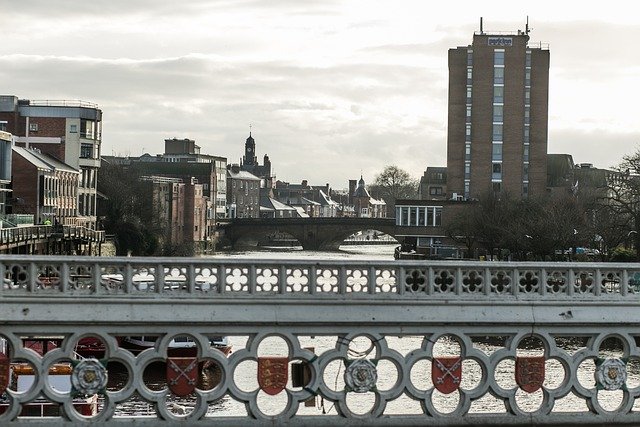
top-left (206, 244), bottom-right (396, 261)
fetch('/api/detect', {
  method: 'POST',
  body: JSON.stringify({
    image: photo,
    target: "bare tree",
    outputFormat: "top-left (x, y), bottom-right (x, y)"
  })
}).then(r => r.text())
top-left (369, 165), bottom-right (418, 214)
top-left (607, 150), bottom-right (640, 259)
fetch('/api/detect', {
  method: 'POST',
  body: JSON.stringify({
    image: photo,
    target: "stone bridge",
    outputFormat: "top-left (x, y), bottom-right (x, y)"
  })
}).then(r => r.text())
top-left (218, 217), bottom-right (397, 250)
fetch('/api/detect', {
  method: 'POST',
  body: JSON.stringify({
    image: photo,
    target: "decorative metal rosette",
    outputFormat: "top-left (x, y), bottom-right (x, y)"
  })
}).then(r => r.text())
top-left (71, 358), bottom-right (108, 395)
top-left (344, 359), bottom-right (378, 393)
top-left (595, 358), bottom-right (627, 391)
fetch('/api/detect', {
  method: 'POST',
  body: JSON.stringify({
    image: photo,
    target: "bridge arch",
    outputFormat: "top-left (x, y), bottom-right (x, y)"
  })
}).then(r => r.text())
top-left (219, 218), bottom-right (397, 251)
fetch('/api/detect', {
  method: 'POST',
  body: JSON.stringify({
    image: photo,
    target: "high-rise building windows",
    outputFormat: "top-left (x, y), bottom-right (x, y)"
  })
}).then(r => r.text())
top-left (524, 106), bottom-right (530, 124)
top-left (466, 86), bottom-right (472, 103)
top-left (524, 126), bottom-right (530, 143)
top-left (466, 105), bottom-right (472, 119)
top-left (525, 50), bottom-right (532, 67)
top-left (492, 124), bottom-right (503, 142)
top-left (494, 50), bottom-right (505, 65)
top-left (493, 86), bottom-right (504, 104)
top-left (492, 163), bottom-right (502, 180)
top-left (492, 144), bottom-right (502, 161)
top-left (467, 67), bottom-right (473, 84)
top-left (467, 49), bottom-right (473, 66)
top-left (523, 164), bottom-right (529, 182)
top-left (524, 145), bottom-right (530, 162)
top-left (493, 105), bottom-right (503, 122)
top-left (465, 144), bottom-right (471, 161)
top-left (525, 88), bottom-right (531, 102)
top-left (464, 163), bottom-right (471, 179)
top-left (494, 67), bottom-right (504, 84)
top-left (525, 69), bottom-right (531, 86)
top-left (465, 124), bottom-right (472, 142)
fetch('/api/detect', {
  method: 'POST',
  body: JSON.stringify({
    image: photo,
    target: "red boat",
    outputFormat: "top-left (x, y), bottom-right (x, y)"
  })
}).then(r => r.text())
top-left (0, 342), bottom-right (98, 417)
top-left (117, 335), bottom-right (232, 357)
top-left (74, 335), bottom-right (232, 358)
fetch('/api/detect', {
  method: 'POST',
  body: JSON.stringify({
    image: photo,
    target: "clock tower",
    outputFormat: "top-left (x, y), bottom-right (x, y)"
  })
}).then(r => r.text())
top-left (243, 132), bottom-right (257, 166)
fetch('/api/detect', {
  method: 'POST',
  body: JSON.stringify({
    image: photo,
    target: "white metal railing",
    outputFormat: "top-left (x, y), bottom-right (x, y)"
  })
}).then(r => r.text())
top-left (26, 100), bottom-right (100, 109)
top-left (2, 256), bottom-right (640, 425)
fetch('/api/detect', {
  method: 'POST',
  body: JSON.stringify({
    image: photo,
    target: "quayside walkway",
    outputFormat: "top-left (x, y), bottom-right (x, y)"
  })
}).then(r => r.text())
top-left (2, 256), bottom-right (640, 425)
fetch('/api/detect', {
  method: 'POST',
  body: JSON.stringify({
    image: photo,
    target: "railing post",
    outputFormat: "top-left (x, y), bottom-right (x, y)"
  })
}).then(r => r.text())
top-left (568, 268), bottom-right (575, 296)
top-left (155, 263), bottom-right (164, 294)
top-left (309, 264), bottom-right (317, 295)
top-left (484, 267), bottom-right (491, 296)
top-left (338, 266), bottom-right (347, 294)
top-left (279, 265), bottom-right (287, 294)
top-left (218, 264), bottom-right (226, 294)
top-left (187, 264), bottom-right (196, 293)
top-left (368, 266), bottom-right (376, 294)
top-left (124, 263), bottom-right (133, 293)
top-left (248, 264), bottom-right (257, 294)
top-left (92, 262), bottom-right (101, 294)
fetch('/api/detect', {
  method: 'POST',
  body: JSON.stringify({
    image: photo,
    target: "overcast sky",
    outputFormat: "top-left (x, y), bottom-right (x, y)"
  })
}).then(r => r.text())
top-left (1, 1), bottom-right (639, 189)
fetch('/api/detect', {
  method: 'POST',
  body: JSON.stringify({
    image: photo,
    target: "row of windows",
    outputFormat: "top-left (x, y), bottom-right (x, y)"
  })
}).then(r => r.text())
top-left (395, 206), bottom-right (443, 227)
top-left (489, 163), bottom-right (529, 181)
top-left (493, 51), bottom-right (504, 177)
top-left (232, 180), bottom-right (258, 190)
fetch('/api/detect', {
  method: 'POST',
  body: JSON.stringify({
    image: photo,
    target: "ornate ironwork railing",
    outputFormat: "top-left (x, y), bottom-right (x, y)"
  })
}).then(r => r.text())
top-left (2, 256), bottom-right (640, 425)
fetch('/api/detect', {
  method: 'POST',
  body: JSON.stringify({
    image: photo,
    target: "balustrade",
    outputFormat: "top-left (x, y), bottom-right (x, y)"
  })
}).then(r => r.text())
top-left (2, 256), bottom-right (640, 425)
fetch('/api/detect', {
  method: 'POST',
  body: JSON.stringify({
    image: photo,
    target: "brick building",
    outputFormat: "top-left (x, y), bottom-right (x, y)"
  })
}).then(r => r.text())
top-left (418, 167), bottom-right (448, 200)
top-left (227, 165), bottom-right (260, 218)
top-left (0, 131), bottom-right (12, 216)
top-left (11, 146), bottom-right (79, 223)
top-left (446, 22), bottom-right (549, 199)
top-left (142, 176), bottom-right (208, 248)
top-left (0, 96), bottom-right (102, 228)
top-left (349, 176), bottom-right (386, 218)
top-left (273, 180), bottom-right (338, 217)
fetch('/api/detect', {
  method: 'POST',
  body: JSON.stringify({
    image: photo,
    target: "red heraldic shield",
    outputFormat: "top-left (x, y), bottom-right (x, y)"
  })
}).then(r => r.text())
top-left (0, 352), bottom-right (9, 396)
top-left (432, 357), bottom-right (462, 394)
top-left (258, 357), bottom-right (289, 395)
top-left (166, 357), bottom-right (198, 396)
top-left (516, 356), bottom-right (545, 393)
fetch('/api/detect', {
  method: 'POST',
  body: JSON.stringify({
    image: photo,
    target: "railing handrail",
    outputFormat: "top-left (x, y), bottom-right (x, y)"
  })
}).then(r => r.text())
top-left (25, 99), bottom-right (100, 109)
top-left (2, 256), bottom-right (640, 302)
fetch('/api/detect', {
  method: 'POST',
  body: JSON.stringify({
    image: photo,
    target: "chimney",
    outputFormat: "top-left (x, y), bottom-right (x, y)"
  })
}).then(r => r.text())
top-left (301, 180), bottom-right (308, 187)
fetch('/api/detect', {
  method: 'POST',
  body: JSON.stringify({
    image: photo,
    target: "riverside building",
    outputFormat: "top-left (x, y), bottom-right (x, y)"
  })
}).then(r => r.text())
top-left (0, 96), bottom-right (102, 228)
top-left (446, 20), bottom-right (549, 199)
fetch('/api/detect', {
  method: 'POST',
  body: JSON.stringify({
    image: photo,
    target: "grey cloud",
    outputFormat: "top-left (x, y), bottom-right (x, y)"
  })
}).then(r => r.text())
top-left (549, 128), bottom-right (640, 170)
top-left (1, 0), bottom-right (339, 19)
top-left (0, 52), bottom-right (441, 186)
top-left (535, 21), bottom-right (640, 76)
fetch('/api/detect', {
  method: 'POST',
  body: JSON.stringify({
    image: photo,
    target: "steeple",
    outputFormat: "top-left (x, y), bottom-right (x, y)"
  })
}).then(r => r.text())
top-left (244, 129), bottom-right (256, 166)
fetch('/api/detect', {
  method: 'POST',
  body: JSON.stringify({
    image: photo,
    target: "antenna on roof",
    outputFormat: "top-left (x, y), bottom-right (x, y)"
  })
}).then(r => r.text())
top-left (525, 16), bottom-right (530, 35)
top-left (249, 123), bottom-right (252, 136)
top-left (480, 17), bottom-right (483, 34)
